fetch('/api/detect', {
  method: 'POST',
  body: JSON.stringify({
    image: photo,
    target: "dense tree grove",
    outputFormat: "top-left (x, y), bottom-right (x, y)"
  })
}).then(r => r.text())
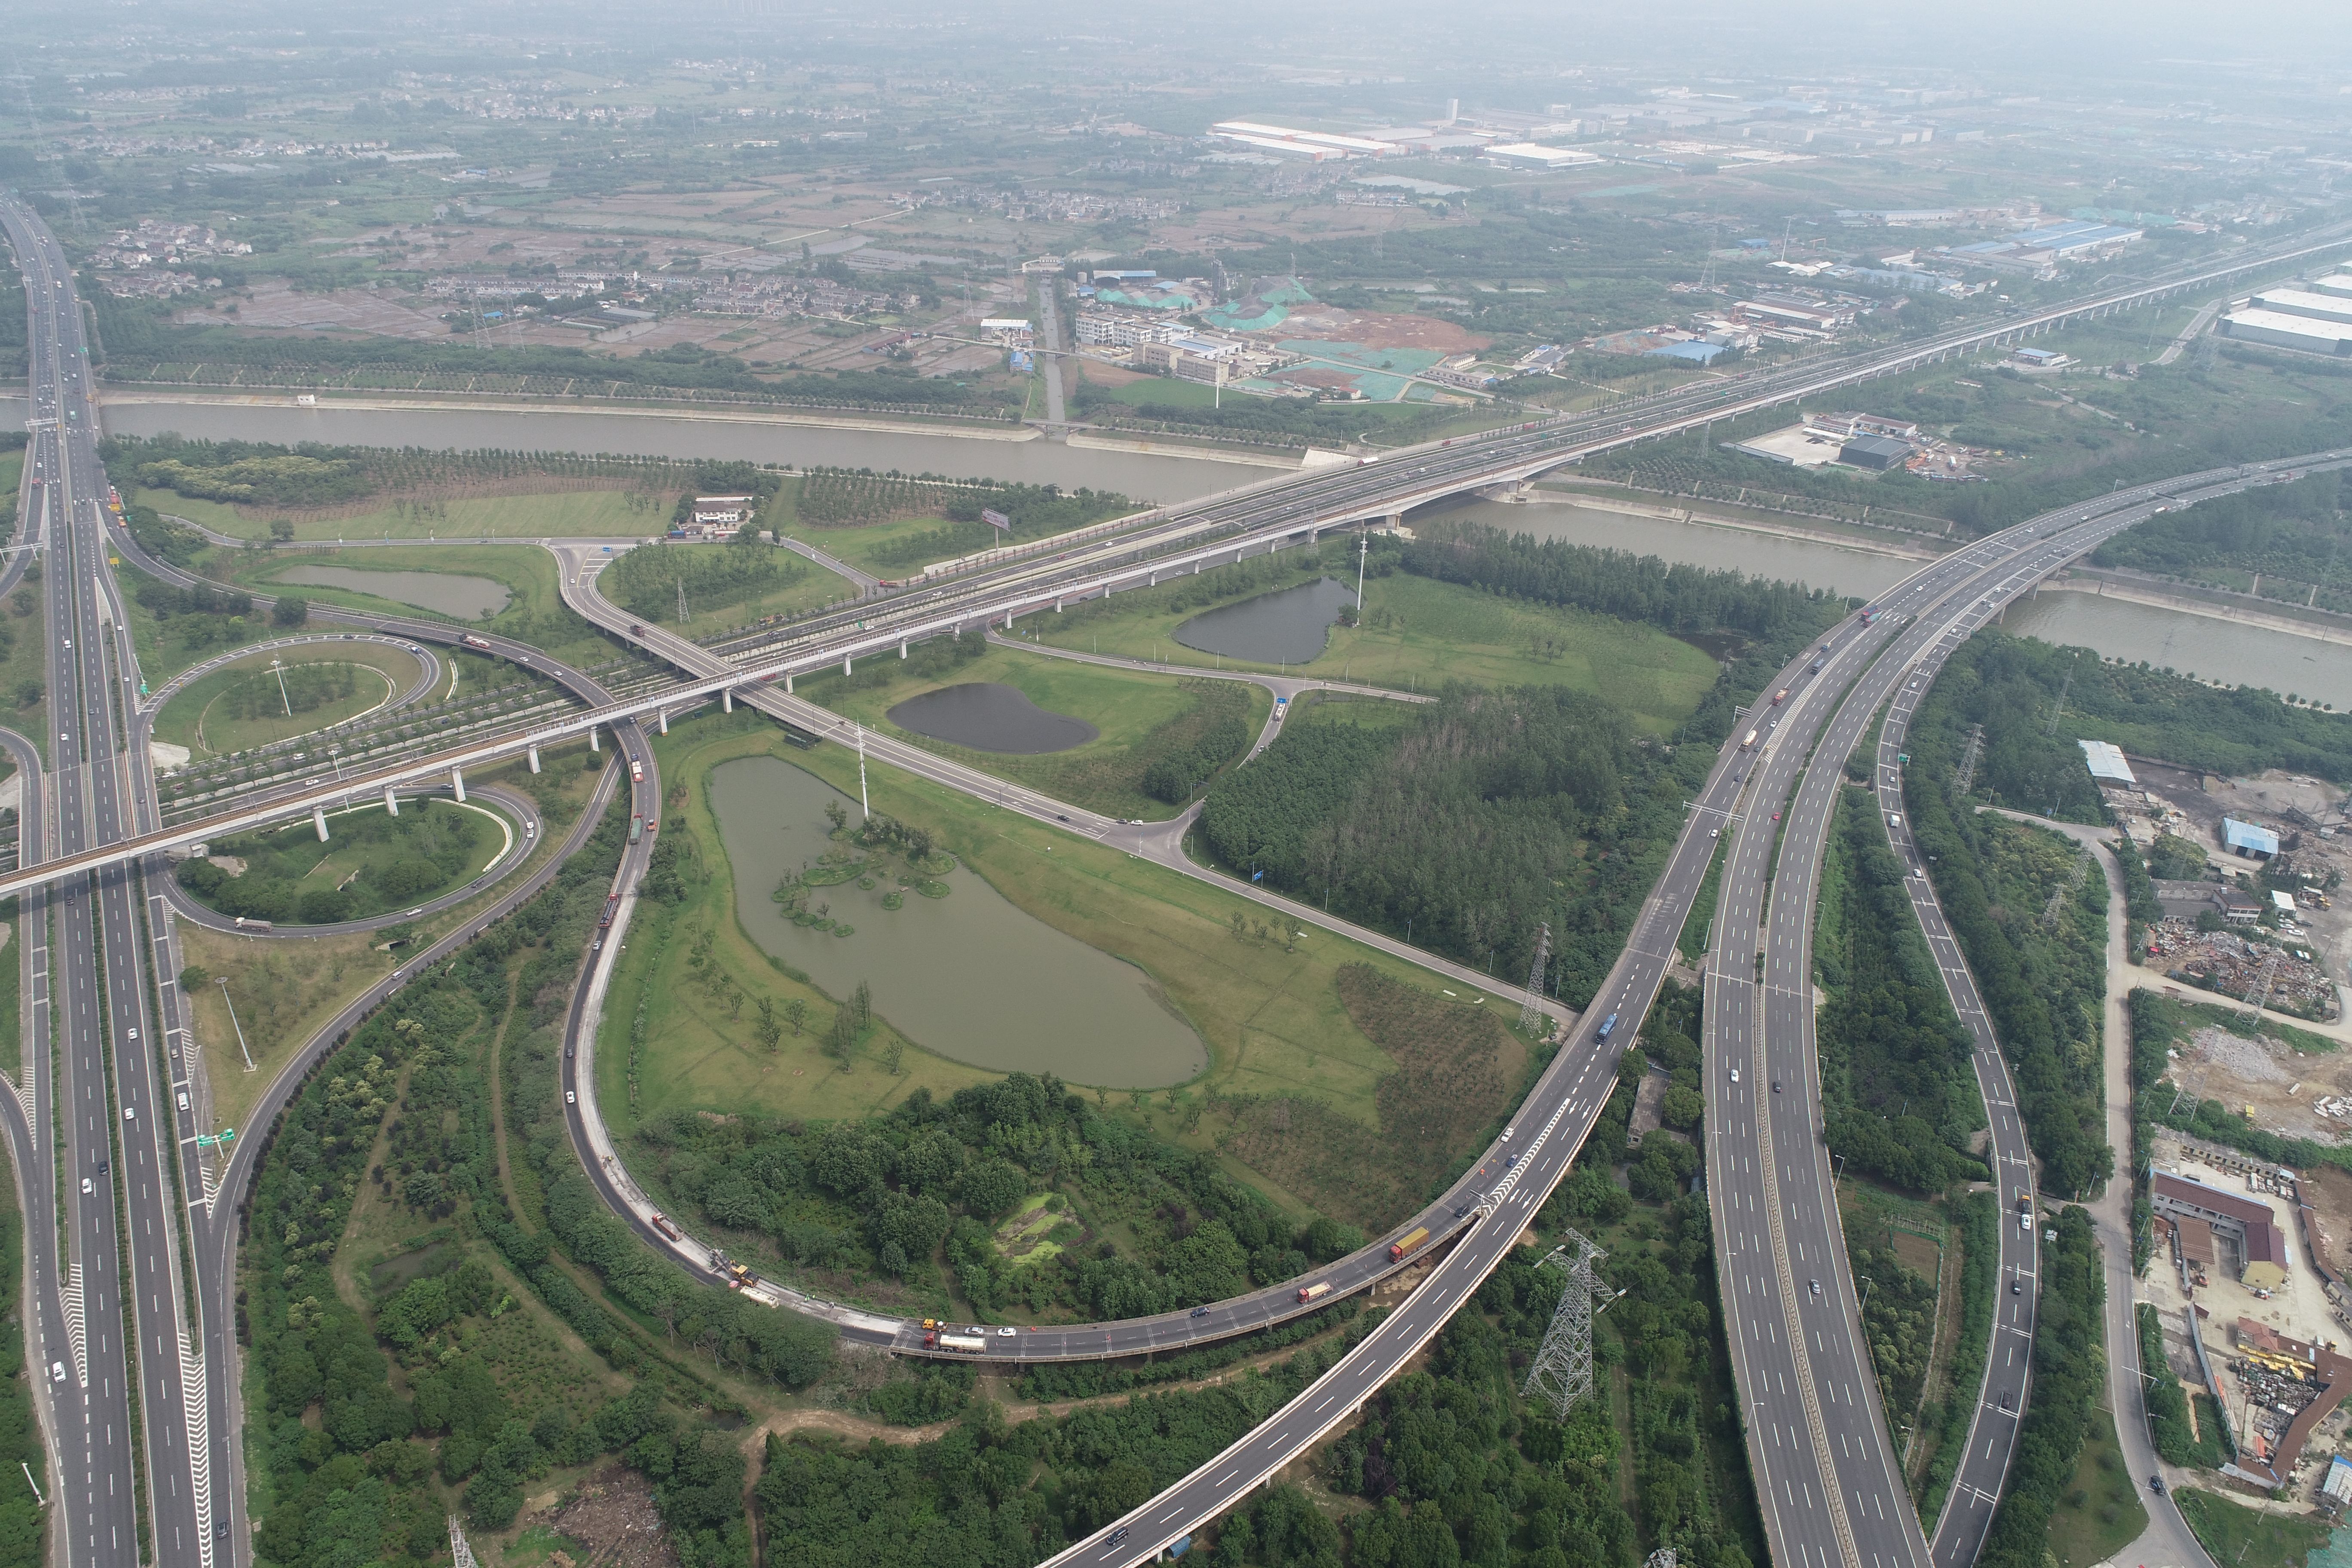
top-left (633, 1073), bottom-right (1345, 1318)
top-left (238, 791), bottom-right (855, 1568)
top-left (1904, 663), bottom-right (2117, 1199)
top-left (2093, 470), bottom-right (2352, 603)
top-left (1812, 789), bottom-right (1987, 1192)
top-left (754, 1181), bottom-right (1766, 1568)
top-left (1930, 629), bottom-right (2352, 800)
top-left (1202, 684), bottom-right (1697, 1007)
top-left (605, 530), bottom-right (808, 622)
top-left (1973, 1208), bottom-right (2105, 1568)
top-left (179, 798), bottom-right (486, 925)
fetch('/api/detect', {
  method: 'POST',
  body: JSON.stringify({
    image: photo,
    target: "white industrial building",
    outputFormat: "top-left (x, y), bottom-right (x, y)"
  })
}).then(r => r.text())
top-left (1210, 121), bottom-right (1405, 159)
top-left (2079, 739), bottom-right (2136, 786)
top-left (2221, 274), bottom-right (2352, 358)
top-left (1480, 143), bottom-right (1602, 170)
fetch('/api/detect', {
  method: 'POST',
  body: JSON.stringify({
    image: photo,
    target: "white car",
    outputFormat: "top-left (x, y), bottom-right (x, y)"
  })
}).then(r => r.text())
top-left (1730, 1068), bottom-right (1740, 1083)
top-left (566, 1090), bottom-right (577, 1106)
top-left (80, 1178), bottom-right (91, 1195)
top-left (122, 1106), bottom-right (135, 1121)
top-left (996, 1326), bottom-right (1016, 1337)
top-left (49, 1363), bottom-right (64, 1385)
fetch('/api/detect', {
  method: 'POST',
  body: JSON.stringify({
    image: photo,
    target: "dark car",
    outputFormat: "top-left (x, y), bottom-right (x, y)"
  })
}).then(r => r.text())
top-left (2011, 1278), bottom-right (2021, 1295)
top-left (1109, 1525), bottom-right (1130, 1547)
top-left (1772, 1081), bottom-right (1781, 1093)
top-left (1454, 1203), bottom-right (1473, 1218)
top-left (2150, 1476), bottom-right (2166, 1496)
top-left (1190, 1306), bottom-right (1210, 1318)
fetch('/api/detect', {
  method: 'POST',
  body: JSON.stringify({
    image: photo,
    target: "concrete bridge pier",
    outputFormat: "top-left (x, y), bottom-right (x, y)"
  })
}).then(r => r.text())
top-left (658, 709), bottom-right (669, 735)
top-left (312, 807), bottom-right (329, 842)
top-left (1054, 597), bottom-right (1063, 612)
top-left (1148, 570), bottom-right (1157, 587)
top-left (589, 727), bottom-right (600, 753)
top-left (843, 655), bottom-right (854, 675)
top-left (383, 787), bottom-right (399, 816)
top-left (784, 673), bottom-right (794, 695)
top-left (527, 745), bottom-right (540, 774)
top-left (899, 639), bottom-right (908, 659)
top-left (450, 767), bottom-right (466, 802)
top-left (722, 686), bottom-right (733, 713)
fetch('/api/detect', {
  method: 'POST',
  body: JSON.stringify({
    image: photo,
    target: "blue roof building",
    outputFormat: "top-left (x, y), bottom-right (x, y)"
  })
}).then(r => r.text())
top-left (2223, 818), bottom-right (2280, 858)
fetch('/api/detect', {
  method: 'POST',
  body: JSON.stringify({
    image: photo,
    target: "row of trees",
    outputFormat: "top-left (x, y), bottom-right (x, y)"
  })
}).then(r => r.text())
top-left (1812, 787), bottom-right (1989, 1193)
top-left (1974, 1207), bottom-right (2107, 1568)
top-left (1905, 668), bottom-right (2117, 1200)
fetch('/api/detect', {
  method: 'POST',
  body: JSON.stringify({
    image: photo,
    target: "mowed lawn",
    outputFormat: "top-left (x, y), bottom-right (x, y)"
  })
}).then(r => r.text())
top-left (603, 715), bottom-right (1488, 1217)
top-left (802, 644), bottom-right (1271, 820)
top-left (1036, 569), bottom-right (1719, 733)
top-left (152, 640), bottom-right (425, 757)
top-left (782, 513), bottom-right (973, 578)
top-left (132, 486), bottom-right (671, 543)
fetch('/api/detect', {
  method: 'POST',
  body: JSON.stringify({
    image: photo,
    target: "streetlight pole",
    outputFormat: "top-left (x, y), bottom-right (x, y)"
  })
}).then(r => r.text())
top-left (217, 977), bottom-right (256, 1071)
top-left (271, 658), bottom-right (292, 717)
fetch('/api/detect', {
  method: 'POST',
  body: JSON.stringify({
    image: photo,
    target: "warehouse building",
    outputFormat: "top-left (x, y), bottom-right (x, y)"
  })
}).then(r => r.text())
top-left (2079, 739), bottom-right (2137, 785)
top-left (1838, 433), bottom-right (1911, 470)
top-left (2152, 1171), bottom-right (2289, 1289)
top-left (1481, 143), bottom-right (1602, 170)
top-left (2224, 817), bottom-right (2281, 859)
top-left (2250, 288), bottom-right (2352, 326)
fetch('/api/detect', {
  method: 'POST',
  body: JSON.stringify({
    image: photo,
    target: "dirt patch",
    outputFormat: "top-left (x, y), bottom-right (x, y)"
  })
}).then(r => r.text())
top-left (1223, 964), bottom-right (1519, 1230)
top-left (1890, 1230), bottom-right (1941, 1278)
top-left (1266, 306), bottom-right (1489, 353)
top-left (527, 1465), bottom-right (679, 1568)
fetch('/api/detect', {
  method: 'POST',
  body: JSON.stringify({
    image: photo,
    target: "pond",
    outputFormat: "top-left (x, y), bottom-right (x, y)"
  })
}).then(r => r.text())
top-left (710, 756), bottom-right (1207, 1087)
top-left (273, 564), bottom-right (512, 620)
top-left (886, 683), bottom-right (1099, 754)
top-left (1173, 576), bottom-right (1359, 665)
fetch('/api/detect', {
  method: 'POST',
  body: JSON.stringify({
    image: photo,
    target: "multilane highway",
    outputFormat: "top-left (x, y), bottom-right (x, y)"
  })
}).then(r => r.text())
top-left (3, 190), bottom-right (211, 1568)
top-left (1032, 453), bottom-right (2352, 1568)
top-left (9, 180), bottom-right (2350, 1567)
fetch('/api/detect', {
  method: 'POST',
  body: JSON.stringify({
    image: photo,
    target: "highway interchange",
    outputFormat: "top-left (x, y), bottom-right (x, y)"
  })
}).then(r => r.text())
top-left (4, 184), bottom-right (2343, 1568)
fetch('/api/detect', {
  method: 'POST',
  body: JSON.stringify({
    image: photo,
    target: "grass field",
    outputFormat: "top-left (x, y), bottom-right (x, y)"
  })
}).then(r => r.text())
top-left (800, 644), bottom-right (1271, 821)
top-left (152, 641), bottom-right (425, 757)
top-left (180, 795), bottom-right (517, 924)
top-left (781, 513), bottom-right (968, 577)
top-left (604, 712), bottom-right (1537, 1221)
top-left (2044, 1410), bottom-right (2149, 1568)
top-left (131, 486), bottom-right (671, 543)
top-left (1034, 567), bottom-right (1718, 734)
top-left (2176, 1488), bottom-right (2332, 1568)
top-left (240, 545), bottom-right (616, 668)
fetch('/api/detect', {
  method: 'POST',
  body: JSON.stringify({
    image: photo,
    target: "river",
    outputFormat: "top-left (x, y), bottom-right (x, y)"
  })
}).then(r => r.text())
top-left (1440, 497), bottom-right (2352, 701)
top-left (82, 396), bottom-right (1267, 503)
top-left (710, 755), bottom-right (1207, 1087)
top-left (32, 393), bottom-right (2352, 694)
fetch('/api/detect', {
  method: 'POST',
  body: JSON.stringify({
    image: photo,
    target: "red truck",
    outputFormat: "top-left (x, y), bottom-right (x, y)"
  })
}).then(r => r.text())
top-left (650, 1213), bottom-right (682, 1242)
top-left (460, 634), bottom-right (493, 651)
top-left (1297, 1281), bottom-right (1332, 1305)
